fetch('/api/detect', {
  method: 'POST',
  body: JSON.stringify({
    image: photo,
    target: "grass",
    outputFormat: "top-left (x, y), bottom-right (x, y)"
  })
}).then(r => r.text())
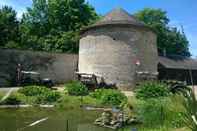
top-left (0, 86), bottom-right (191, 131)
top-left (0, 92), bottom-right (4, 100)
top-left (0, 90), bottom-right (102, 108)
top-left (126, 94), bottom-right (189, 131)
top-left (55, 92), bottom-right (190, 131)
top-left (0, 88), bottom-right (61, 105)
top-left (56, 93), bottom-right (103, 109)
top-left (123, 126), bottom-right (190, 131)
top-left (0, 91), bottom-right (8, 101)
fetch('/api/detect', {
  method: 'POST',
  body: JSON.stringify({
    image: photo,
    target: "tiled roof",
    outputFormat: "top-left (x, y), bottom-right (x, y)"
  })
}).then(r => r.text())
top-left (159, 55), bottom-right (197, 70)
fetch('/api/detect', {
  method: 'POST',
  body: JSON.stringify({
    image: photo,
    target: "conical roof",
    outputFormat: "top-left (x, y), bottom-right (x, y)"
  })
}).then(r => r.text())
top-left (81, 8), bottom-right (147, 33)
top-left (94, 8), bottom-right (145, 27)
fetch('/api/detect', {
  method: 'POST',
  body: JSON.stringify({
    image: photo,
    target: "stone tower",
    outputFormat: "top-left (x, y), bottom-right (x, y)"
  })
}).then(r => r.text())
top-left (78, 8), bottom-right (158, 90)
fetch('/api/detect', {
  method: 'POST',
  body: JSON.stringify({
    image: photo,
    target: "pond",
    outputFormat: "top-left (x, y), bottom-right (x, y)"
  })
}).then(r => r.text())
top-left (0, 108), bottom-right (115, 131)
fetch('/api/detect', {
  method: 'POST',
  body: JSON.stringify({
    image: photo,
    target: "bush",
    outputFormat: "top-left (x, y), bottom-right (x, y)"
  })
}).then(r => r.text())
top-left (18, 86), bottom-right (48, 96)
top-left (136, 81), bottom-right (170, 99)
top-left (162, 80), bottom-right (189, 94)
top-left (18, 85), bottom-right (60, 104)
top-left (90, 89), bottom-right (127, 106)
top-left (136, 98), bottom-right (184, 128)
top-left (1, 94), bottom-right (21, 105)
top-left (35, 91), bottom-right (61, 104)
top-left (181, 89), bottom-right (197, 131)
top-left (65, 81), bottom-right (88, 96)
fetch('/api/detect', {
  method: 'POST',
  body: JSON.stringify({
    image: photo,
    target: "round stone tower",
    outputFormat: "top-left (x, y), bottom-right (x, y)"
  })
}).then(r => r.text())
top-left (78, 8), bottom-right (158, 90)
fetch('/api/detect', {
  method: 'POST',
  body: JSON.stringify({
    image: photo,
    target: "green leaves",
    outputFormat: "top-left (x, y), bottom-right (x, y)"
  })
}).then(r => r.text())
top-left (135, 8), bottom-right (190, 57)
top-left (19, 0), bottom-right (98, 53)
top-left (181, 89), bottom-right (197, 130)
top-left (136, 81), bottom-right (170, 99)
top-left (65, 81), bottom-right (88, 96)
top-left (18, 85), bottom-right (61, 104)
top-left (0, 6), bottom-right (19, 48)
top-left (90, 89), bottom-right (127, 106)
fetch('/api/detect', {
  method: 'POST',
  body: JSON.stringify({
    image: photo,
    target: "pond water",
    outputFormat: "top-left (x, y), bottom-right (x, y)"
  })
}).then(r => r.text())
top-left (0, 108), bottom-right (115, 131)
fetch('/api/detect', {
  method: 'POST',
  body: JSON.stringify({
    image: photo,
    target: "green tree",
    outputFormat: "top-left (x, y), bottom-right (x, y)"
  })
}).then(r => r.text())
top-left (135, 8), bottom-right (190, 57)
top-left (0, 6), bottom-right (19, 48)
top-left (20, 0), bottom-right (98, 53)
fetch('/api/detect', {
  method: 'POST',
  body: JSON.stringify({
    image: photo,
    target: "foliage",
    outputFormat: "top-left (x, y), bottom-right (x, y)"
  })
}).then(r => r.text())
top-left (18, 85), bottom-right (48, 96)
top-left (134, 96), bottom-right (185, 129)
top-left (65, 81), bottom-right (88, 96)
top-left (90, 89), bottom-right (127, 106)
top-left (136, 81), bottom-right (170, 99)
top-left (18, 85), bottom-right (60, 104)
top-left (0, 6), bottom-right (20, 49)
top-left (162, 80), bottom-right (190, 94)
top-left (181, 89), bottom-right (197, 131)
top-left (57, 95), bottom-right (102, 109)
top-left (1, 94), bottom-right (21, 105)
top-left (0, 4), bottom-right (191, 57)
top-left (19, 0), bottom-right (99, 53)
top-left (34, 91), bottom-right (61, 104)
top-left (134, 8), bottom-right (190, 57)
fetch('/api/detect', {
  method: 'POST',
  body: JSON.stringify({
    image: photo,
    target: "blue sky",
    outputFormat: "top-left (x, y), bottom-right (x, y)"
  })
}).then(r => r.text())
top-left (0, 0), bottom-right (197, 57)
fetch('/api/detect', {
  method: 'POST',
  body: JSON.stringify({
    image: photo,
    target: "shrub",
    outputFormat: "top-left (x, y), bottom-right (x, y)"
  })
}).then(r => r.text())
top-left (90, 88), bottom-right (103, 99)
top-left (18, 86), bottom-right (48, 96)
top-left (90, 89), bottom-right (127, 106)
top-left (1, 94), bottom-right (21, 105)
top-left (136, 81), bottom-right (170, 99)
top-left (135, 97), bottom-right (184, 128)
top-left (181, 89), bottom-right (197, 131)
top-left (18, 85), bottom-right (60, 104)
top-left (65, 81), bottom-right (88, 96)
top-left (35, 91), bottom-right (61, 104)
top-left (162, 80), bottom-right (189, 94)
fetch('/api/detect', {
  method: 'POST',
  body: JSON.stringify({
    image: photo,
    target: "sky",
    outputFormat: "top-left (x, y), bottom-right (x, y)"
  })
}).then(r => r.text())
top-left (0, 0), bottom-right (197, 57)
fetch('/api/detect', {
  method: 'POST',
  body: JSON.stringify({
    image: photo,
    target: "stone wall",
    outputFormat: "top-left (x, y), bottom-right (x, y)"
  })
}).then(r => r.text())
top-left (79, 25), bottom-right (158, 90)
top-left (0, 49), bottom-right (78, 87)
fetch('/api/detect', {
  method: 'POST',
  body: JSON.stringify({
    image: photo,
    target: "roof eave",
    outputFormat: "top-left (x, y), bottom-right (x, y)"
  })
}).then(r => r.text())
top-left (80, 22), bottom-right (155, 36)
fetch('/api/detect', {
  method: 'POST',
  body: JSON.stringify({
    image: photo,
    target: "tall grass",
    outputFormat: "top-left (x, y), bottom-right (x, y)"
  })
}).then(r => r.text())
top-left (56, 95), bottom-right (102, 110)
top-left (181, 89), bottom-right (197, 131)
top-left (127, 94), bottom-right (186, 130)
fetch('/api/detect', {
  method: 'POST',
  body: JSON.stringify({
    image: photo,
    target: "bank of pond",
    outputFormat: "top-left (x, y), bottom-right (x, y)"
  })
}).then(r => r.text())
top-left (0, 81), bottom-right (194, 131)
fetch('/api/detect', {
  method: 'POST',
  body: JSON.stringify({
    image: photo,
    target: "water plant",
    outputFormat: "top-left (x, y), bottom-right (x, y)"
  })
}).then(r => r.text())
top-left (181, 89), bottom-right (197, 131)
top-left (90, 89), bottom-right (127, 106)
top-left (65, 81), bottom-right (88, 96)
top-left (18, 85), bottom-right (61, 104)
top-left (135, 81), bottom-right (170, 99)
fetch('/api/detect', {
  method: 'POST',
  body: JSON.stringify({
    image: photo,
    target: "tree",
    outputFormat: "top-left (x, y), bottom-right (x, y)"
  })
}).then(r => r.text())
top-left (135, 8), bottom-right (190, 57)
top-left (0, 6), bottom-right (19, 48)
top-left (20, 0), bottom-right (99, 53)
